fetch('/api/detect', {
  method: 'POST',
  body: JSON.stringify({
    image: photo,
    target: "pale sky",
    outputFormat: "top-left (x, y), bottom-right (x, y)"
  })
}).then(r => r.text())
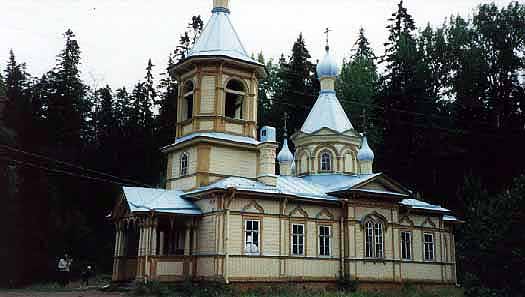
top-left (1, 0), bottom-right (511, 90)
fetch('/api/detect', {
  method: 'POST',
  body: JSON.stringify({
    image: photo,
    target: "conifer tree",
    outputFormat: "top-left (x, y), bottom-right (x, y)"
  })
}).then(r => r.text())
top-left (271, 34), bottom-right (318, 137)
top-left (157, 55), bottom-right (178, 146)
top-left (46, 29), bottom-right (89, 148)
top-left (174, 16), bottom-right (204, 62)
top-left (3, 50), bottom-right (33, 145)
top-left (0, 73), bottom-right (6, 97)
top-left (337, 28), bottom-right (379, 138)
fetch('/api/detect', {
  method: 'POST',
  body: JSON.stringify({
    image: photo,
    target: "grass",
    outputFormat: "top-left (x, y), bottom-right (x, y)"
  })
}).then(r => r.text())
top-left (130, 282), bottom-right (464, 297)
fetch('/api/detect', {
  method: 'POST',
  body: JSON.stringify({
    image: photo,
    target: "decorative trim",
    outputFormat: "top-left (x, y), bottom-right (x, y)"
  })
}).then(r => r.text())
top-left (241, 200), bottom-right (264, 214)
top-left (288, 206), bottom-right (308, 218)
top-left (316, 208), bottom-right (335, 220)
top-left (399, 215), bottom-right (415, 227)
top-left (422, 217), bottom-right (437, 228)
top-left (212, 7), bottom-right (230, 14)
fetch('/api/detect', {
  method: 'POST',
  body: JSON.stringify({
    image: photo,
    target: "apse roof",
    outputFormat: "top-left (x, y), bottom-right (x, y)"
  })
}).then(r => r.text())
top-left (300, 91), bottom-right (354, 134)
top-left (187, 6), bottom-right (259, 65)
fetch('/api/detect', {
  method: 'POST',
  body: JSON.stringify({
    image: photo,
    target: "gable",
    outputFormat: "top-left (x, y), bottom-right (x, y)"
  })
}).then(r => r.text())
top-left (351, 174), bottom-right (411, 197)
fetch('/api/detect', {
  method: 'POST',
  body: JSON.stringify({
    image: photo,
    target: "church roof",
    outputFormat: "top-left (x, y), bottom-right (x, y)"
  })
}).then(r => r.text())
top-left (300, 91), bottom-right (354, 134)
top-left (187, 5), bottom-right (259, 65)
top-left (123, 187), bottom-right (202, 215)
top-left (183, 174), bottom-right (383, 201)
top-left (161, 132), bottom-right (260, 152)
top-left (400, 198), bottom-right (450, 212)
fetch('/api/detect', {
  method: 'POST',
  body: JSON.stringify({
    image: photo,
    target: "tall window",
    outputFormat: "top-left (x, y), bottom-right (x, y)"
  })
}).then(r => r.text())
top-left (364, 220), bottom-right (384, 258)
top-left (244, 220), bottom-right (260, 255)
top-left (365, 222), bottom-right (374, 257)
top-left (182, 81), bottom-right (194, 121)
top-left (424, 233), bottom-right (435, 261)
top-left (401, 231), bottom-right (412, 260)
top-left (291, 224), bottom-right (305, 256)
top-left (320, 151), bottom-right (332, 172)
top-left (225, 79), bottom-right (245, 119)
top-left (319, 225), bottom-right (331, 256)
top-left (180, 153), bottom-right (189, 177)
top-left (374, 223), bottom-right (384, 258)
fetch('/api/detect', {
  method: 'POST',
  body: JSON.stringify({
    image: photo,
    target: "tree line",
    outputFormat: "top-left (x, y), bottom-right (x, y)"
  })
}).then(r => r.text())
top-left (1, 2), bottom-right (524, 295)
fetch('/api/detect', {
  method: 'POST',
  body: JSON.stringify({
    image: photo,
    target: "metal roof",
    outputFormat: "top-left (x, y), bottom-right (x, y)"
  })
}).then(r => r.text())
top-left (277, 139), bottom-right (294, 163)
top-left (123, 187), bottom-right (202, 215)
top-left (400, 198), bottom-right (450, 213)
top-left (300, 91), bottom-right (354, 134)
top-left (187, 5), bottom-right (259, 65)
top-left (162, 132), bottom-right (260, 151)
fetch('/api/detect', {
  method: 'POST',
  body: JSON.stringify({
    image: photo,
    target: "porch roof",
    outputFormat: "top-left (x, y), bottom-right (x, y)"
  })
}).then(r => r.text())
top-left (123, 187), bottom-right (202, 215)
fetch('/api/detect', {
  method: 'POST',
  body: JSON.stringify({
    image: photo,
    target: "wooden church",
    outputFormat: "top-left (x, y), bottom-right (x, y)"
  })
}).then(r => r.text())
top-left (110, 0), bottom-right (461, 286)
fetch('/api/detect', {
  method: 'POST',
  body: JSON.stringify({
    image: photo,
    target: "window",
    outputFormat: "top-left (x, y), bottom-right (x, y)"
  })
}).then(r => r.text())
top-left (319, 225), bottom-right (331, 256)
top-left (180, 153), bottom-right (189, 177)
top-left (244, 220), bottom-right (260, 255)
top-left (320, 151), bottom-right (332, 172)
top-left (401, 231), bottom-right (412, 260)
top-left (291, 224), bottom-right (305, 256)
top-left (374, 223), bottom-right (384, 258)
top-left (225, 79), bottom-right (245, 119)
top-left (364, 220), bottom-right (384, 258)
top-left (424, 233), bottom-right (434, 261)
top-left (182, 81), bottom-right (194, 121)
top-left (365, 222), bottom-right (374, 257)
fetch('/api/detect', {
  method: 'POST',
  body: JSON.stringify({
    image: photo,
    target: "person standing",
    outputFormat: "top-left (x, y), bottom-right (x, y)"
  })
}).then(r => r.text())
top-left (57, 256), bottom-right (68, 287)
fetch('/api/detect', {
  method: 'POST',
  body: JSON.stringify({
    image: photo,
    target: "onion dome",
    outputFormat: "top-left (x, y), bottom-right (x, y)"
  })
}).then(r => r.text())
top-left (316, 46), bottom-right (339, 78)
top-left (277, 139), bottom-right (294, 163)
top-left (357, 136), bottom-right (375, 161)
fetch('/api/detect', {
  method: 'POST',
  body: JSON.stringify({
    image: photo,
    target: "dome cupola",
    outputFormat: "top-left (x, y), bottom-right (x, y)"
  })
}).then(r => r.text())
top-left (357, 136), bottom-right (374, 162)
top-left (316, 46), bottom-right (339, 79)
top-left (277, 139), bottom-right (294, 163)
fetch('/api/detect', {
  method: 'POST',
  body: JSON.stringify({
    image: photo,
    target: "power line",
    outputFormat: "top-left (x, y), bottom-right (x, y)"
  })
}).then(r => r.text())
top-left (0, 144), bottom-right (152, 187)
top-left (0, 157), bottom-right (137, 187)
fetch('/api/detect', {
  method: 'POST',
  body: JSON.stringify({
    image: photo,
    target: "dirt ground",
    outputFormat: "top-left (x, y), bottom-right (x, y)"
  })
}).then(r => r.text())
top-left (0, 291), bottom-right (126, 297)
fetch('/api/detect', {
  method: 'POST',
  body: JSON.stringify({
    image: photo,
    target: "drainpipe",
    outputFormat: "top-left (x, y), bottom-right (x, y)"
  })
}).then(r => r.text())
top-left (223, 189), bottom-right (236, 284)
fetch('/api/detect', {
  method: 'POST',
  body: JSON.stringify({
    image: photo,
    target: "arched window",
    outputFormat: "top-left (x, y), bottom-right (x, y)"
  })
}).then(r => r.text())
top-left (364, 219), bottom-right (384, 258)
top-left (180, 153), bottom-right (189, 177)
top-left (225, 79), bottom-right (245, 119)
top-left (320, 151), bottom-right (332, 172)
top-left (182, 81), bottom-right (194, 121)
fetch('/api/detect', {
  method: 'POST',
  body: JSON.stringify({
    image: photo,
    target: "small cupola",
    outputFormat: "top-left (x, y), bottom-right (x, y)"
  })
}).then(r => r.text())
top-left (277, 138), bottom-right (294, 176)
top-left (357, 136), bottom-right (374, 174)
top-left (316, 46), bottom-right (339, 80)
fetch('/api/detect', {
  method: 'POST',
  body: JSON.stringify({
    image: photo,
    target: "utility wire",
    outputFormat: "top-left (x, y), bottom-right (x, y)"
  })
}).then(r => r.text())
top-left (0, 157), bottom-right (136, 187)
top-left (0, 144), bottom-right (152, 188)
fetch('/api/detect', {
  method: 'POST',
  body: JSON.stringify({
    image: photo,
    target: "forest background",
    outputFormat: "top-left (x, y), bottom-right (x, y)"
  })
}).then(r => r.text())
top-left (1, 2), bottom-right (524, 296)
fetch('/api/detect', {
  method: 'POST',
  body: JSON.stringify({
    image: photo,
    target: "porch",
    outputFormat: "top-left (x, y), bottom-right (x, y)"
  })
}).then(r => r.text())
top-left (112, 214), bottom-right (200, 282)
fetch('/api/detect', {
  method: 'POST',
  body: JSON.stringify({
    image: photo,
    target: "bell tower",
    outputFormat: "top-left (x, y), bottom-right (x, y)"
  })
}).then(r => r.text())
top-left (163, 0), bottom-right (275, 191)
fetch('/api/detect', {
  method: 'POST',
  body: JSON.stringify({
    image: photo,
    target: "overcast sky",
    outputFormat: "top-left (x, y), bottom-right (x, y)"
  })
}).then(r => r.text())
top-left (1, 0), bottom-right (511, 89)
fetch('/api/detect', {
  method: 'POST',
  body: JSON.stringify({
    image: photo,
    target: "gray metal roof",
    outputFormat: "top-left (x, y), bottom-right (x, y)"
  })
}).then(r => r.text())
top-left (300, 91), bottom-right (354, 134)
top-left (184, 174), bottom-right (382, 202)
top-left (162, 132), bottom-right (260, 152)
top-left (401, 198), bottom-right (450, 213)
top-left (123, 187), bottom-right (202, 215)
top-left (187, 5), bottom-right (259, 65)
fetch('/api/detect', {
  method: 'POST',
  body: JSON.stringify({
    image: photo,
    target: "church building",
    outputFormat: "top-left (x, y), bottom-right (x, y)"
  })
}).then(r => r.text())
top-left (111, 0), bottom-right (461, 286)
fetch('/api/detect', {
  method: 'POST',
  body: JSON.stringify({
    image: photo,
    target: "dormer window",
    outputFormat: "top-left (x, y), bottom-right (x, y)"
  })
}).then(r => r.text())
top-left (225, 79), bottom-right (245, 119)
top-left (182, 81), bottom-right (194, 121)
top-left (180, 152), bottom-right (189, 177)
top-left (320, 151), bottom-right (333, 172)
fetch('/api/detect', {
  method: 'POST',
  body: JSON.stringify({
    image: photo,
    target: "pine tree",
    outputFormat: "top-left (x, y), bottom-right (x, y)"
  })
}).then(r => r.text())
top-left (3, 50), bottom-right (33, 144)
top-left (174, 16), bottom-right (204, 62)
top-left (337, 28), bottom-right (379, 137)
top-left (46, 29), bottom-right (89, 148)
top-left (0, 73), bottom-right (6, 97)
top-left (157, 55), bottom-right (178, 146)
top-left (270, 34), bottom-right (318, 137)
